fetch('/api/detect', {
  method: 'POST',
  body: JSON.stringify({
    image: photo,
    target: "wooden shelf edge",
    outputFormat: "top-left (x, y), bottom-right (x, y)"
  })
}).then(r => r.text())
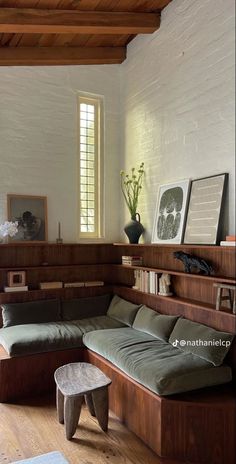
top-left (113, 243), bottom-right (236, 250)
top-left (0, 263), bottom-right (112, 272)
top-left (113, 285), bottom-right (236, 319)
top-left (112, 264), bottom-right (236, 285)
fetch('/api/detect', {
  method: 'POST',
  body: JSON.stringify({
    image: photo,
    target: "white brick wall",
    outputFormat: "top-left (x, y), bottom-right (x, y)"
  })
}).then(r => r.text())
top-left (0, 65), bottom-right (121, 242)
top-left (0, 0), bottom-right (234, 243)
top-left (120, 0), bottom-right (235, 240)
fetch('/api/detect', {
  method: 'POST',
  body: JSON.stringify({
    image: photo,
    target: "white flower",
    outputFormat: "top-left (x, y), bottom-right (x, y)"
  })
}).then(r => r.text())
top-left (0, 221), bottom-right (18, 237)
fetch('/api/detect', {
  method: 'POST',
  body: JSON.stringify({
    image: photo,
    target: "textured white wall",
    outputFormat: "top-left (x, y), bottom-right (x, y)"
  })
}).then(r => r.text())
top-left (0, 66), bottom-right (121, 242)
top-left (120, 0), bottom-right (235, 241)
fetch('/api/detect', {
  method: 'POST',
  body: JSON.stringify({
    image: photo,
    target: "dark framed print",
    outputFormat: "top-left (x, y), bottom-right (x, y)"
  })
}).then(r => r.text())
top-left (7, 194), bottom-right (48, 242)
top-left (184, 173), bottom-right (228, 245)
top-left (152, 179), bottom-right (190, 244)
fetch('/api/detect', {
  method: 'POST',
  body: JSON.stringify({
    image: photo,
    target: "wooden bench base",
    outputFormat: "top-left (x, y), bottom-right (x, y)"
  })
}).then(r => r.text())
top-left (1, 346), bottom-right (235, 463)
top-left (0, 346), bottom-right (84, 402)
top-left (84, 350), bottom-right (236, 464)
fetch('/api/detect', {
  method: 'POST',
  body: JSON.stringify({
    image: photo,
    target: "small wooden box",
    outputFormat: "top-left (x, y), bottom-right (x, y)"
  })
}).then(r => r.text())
top-left (7, 271), bottom-right (26, 287)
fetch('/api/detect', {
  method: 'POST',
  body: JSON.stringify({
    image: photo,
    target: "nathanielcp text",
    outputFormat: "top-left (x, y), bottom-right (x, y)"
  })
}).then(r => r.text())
top-left (172, 339), bottom-right (231, 348)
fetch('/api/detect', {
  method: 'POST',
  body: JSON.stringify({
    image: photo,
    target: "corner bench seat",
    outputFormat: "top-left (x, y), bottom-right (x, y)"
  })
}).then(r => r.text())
top-left (0, 316), bottom-right (126, 357)
top-left (83, 327), bottom-right (232, 396)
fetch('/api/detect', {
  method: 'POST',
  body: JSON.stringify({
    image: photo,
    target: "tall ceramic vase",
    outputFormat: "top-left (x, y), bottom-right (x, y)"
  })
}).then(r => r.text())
top-left (124, 213), bottom-right (144, 244)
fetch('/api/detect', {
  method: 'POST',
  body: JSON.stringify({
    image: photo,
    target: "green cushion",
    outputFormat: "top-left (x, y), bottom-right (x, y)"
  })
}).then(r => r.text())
top-left (133, 305), bottom-right (179, 341)
top-left (169, 318), bottom-right (234, 366)
top-left (72, 315), bottom-right (127, 334)
top-left (107, 295), bottom-right (141, 326)
top-left (61, 294), bottom-right (111, 321)
top-left (1, 299), bottom-right (61, 328)
top-left (83, 328), bottom-right (232, 395)
top-left (0, 321), bottom-right (83, 356)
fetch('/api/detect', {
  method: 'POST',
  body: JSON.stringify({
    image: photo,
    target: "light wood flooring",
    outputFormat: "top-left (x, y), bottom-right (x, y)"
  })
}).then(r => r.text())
top-left (0, 394), bottom-right (182, 464)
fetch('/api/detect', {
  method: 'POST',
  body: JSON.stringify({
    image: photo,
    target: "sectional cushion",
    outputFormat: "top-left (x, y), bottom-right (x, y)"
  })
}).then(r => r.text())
top-left (0, 321), bottom-right (83, 356)
top-left (72, 315), bottom-right (127, 334)
top-left (83, 328), bottom-right (232, 396)
top-left (169, 318), bottom-right (234, 366)
top-left (107, 295), bottom-right (141, 326)
top-left (1, 299), bottom-right (61, 328)
top-left (133, 305), bottom-right (179, 341)
top-left (61, 294), bottom-right (111, 321)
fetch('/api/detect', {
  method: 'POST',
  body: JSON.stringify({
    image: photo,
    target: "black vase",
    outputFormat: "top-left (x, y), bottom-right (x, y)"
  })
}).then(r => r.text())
top-left (124, 213), bottom-right (144, 244)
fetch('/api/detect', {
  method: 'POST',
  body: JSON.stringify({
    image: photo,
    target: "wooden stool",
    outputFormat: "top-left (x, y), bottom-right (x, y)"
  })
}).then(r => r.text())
top-left (54, 362), bottom-right (111, 440)
top-left (213, 283), bottom-right (236, 314)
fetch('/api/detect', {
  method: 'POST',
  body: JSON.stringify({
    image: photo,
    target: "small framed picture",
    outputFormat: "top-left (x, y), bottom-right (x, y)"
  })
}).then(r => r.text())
top-left (184, 173), bottom-right (228, 245)
top-left (152, 179), bottom-right (190, 244)
top-left (7, 194), bottom-right (48, 242)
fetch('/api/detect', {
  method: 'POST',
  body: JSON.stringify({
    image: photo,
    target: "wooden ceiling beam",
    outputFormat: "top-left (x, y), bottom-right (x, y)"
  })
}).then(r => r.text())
top-left (0, 8), bottom-right (160, 34)
top-left (0, 46), bottom-right (126, 66)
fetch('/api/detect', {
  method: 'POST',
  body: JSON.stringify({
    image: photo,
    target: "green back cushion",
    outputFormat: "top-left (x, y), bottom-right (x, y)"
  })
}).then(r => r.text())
top-left (1, 299), bottom-right (61, 328)
top-left (107, 295), bottom-right (141, 326)
top-left (169, 318), bottom-right (234, 366)
top-left (133, 305), bottom-right (179, 341)
top-left (61, 294), bottom-right (112, 321)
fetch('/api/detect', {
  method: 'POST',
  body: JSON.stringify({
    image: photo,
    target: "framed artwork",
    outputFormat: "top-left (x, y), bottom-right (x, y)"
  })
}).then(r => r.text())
top-left (7, 194), bottom-right (48, 242)
top-left (152, 179), bottom-right (190, 244)
top-left (184, 173), bottom-right (228, 245)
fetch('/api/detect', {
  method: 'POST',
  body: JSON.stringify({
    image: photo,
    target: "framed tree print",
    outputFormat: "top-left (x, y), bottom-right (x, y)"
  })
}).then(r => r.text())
top-left (184, 173), bottom-right (228, 245)
top-left (152, 179), bottom-right (190, 244)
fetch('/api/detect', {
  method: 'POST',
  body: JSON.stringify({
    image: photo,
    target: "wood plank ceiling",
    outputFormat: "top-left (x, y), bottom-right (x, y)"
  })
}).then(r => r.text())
top-left (0, 1), bottom-right (172, 65)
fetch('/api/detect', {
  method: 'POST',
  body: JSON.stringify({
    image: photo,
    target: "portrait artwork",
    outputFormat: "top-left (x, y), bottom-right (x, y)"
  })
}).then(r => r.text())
top-left (7, 194), bottom-right (48, 242)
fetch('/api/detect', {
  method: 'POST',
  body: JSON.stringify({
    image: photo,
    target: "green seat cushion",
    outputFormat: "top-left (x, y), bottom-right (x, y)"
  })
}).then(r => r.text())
top-left (133, 305), bottom-right (179, 341)
top-left (83, 328), bottom-right (232, 396)
top-left (0, 321), bottom-right (83, 356)
top-left (1, 299), bottom-right (61, 328)
top-left (169, 318), bottom-right (234, 366)
top-left (72, 315), bottom-right (127, 334)
top-left (107, 295), bottom-right (141, 326)
top-left (61, 294), bottom-right (111, 321)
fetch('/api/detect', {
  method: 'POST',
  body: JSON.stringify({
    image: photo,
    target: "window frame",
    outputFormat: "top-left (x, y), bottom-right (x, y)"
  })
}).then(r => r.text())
top-left (77, 93), bottom-right (104, 239)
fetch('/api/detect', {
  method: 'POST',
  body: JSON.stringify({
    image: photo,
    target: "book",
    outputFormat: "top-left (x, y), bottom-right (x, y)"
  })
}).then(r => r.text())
top-left (220, 241), bottom-right (236, 247)
top-left (122, 255), bottom-right (143, 266)
top-left (84, 281), bottom-right (104, 287)
top-left (4, 286), bottom-right (28, 292)
top-left (226, 235), bottom-right (236, 241)
top-left (64, 282), bottom-right (85, 288)
top-left (39, 281), bottom-right (63, 289)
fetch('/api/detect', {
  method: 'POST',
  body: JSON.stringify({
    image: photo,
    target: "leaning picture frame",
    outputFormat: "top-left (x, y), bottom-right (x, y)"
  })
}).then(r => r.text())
top-left (152, 179), bottom-right (190, 244)
top-left (183, 173), bottom-right (228, 245)
top-left (7, 194), bottom-right (48, 242)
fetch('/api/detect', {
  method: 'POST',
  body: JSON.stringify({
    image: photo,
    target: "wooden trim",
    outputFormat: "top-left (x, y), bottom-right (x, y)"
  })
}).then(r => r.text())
top-left (0, 9), bottom-right (160, 34)
top-left (0, 47), bottom-right (126, 66)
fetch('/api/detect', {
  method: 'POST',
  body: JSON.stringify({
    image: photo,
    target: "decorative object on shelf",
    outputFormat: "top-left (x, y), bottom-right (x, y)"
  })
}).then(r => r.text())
top-left (158, 273), bottom-right (173, 296)
top-left (152, 179), bottom-right (190, 244)
top-left (39, 281), bottom-right (63, 289)
top-left (122, 255), bottom-right (143, 266)
top-left (213, 283), bottom-right (236, 314)
top-left (84, 281), bottom-right (104, 287)
top-left (56, 221), bottom-right (63, 244)
top-left (64, 282), bottom-right (85, 288)
top-left (120, 163), bottom-right (145, 243)
top-left (7, 194), bottom-right (48, 242)
top-left (7, 270), bottom-right (26, 287)
top-left (4, 285), bottom-right (28, 292)
top-left (0, 220), bottom-right (18, 243)
top-left (184, 173), bottom-right (228, 245)
top-left (174, 251), bottom-right (213, 275)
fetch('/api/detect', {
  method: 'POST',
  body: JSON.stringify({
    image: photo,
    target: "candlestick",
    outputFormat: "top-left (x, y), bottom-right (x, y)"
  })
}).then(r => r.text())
top-left (56, 221), bottom-right (63, 244)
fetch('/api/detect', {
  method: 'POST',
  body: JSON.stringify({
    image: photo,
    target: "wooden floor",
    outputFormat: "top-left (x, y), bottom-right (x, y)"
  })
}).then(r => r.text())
top-left (0, 394), bottom-right (183, 464)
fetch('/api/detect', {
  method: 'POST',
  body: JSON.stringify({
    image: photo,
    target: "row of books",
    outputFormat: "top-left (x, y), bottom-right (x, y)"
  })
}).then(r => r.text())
top-left (3, 281), bottom-right (104, 292)
top-left (122, 255), bottom-right (143, 266)
top-left (133, 269), bottom-right (159, 294)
